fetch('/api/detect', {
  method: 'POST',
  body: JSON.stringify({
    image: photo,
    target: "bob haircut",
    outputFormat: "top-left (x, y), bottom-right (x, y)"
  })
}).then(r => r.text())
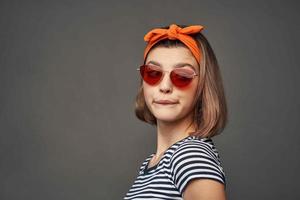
top-left (134, 24), bottom-right (228, 138)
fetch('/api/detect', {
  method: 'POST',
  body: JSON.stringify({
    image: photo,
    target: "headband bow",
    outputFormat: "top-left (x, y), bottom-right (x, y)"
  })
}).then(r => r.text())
top-left (143, 24), bottom-right (204, 64)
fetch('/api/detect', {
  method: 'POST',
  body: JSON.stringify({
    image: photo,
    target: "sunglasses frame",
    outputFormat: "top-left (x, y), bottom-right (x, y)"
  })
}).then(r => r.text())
top-left (136, 64), bottom-right (199, 88)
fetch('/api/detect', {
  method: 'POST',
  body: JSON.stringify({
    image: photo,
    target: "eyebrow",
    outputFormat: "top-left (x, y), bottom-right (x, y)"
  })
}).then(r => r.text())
top-left (146, 60), bottom-right (196, 70)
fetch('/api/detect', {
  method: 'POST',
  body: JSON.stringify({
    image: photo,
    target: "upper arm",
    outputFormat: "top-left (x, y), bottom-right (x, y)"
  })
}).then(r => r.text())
top-left (169, 141), bottom-right (226, 198)
top-left (183, 178), bottom-right (226, 200)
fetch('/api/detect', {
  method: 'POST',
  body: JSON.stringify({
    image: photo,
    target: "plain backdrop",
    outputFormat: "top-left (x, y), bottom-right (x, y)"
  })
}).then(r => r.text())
top-left (0, 0), bottom-right (299, 199)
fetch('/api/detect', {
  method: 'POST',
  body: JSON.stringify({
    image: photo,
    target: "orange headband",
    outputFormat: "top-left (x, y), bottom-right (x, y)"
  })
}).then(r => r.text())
top-left (143, 24), bottom-right (204, 64)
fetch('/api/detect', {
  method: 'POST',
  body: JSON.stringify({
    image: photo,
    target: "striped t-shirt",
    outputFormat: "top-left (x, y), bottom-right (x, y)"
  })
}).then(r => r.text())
top-left (124, 135), bottom-right (226, 199)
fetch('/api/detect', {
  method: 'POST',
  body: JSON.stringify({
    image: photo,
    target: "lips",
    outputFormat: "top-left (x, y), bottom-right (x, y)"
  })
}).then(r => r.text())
top-left (154, 99), bottom-right (179, 104)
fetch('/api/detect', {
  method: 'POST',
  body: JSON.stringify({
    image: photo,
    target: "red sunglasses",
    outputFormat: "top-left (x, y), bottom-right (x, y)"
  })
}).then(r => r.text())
top-left (137, 64), bottom-right (198, 88)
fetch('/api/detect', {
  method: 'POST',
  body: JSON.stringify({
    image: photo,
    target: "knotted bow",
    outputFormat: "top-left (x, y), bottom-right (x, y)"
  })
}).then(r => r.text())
top-left (143, 24), bottom-right (204, 64)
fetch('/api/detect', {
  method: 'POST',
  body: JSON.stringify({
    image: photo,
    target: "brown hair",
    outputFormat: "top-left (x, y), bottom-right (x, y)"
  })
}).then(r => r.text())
top-left (134, 25), bottom-right (228, 138)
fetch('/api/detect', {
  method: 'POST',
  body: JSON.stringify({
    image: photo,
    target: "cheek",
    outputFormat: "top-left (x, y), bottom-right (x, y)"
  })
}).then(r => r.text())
top-left (179, 83), bottom-right (198, 108)
top-left (143, 83), bottom-right (154, 105)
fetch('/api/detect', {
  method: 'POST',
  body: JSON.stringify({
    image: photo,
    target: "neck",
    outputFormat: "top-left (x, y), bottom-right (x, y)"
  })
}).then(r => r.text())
top-left (154, 114), bottom-right (195, 157)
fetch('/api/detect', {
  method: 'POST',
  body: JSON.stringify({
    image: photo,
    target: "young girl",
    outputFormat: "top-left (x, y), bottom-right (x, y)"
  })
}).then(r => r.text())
top-left (124, 24), bottom-right (228, 200)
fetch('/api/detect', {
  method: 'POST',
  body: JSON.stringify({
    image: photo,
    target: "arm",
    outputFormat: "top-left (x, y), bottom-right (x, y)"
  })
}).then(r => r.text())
top-left (183, 179), bottom-right (226, 200)
top-left (170, 141), bottom-right (227, 199)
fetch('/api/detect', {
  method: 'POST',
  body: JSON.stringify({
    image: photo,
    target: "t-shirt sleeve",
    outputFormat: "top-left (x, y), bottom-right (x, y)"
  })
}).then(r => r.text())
top-left (169, 141), bottom-right (226, 194)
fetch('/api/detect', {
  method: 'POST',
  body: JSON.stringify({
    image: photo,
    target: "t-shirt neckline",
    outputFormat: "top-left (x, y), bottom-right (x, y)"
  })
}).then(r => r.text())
top-left (143, 135), bottom-right (196, 174)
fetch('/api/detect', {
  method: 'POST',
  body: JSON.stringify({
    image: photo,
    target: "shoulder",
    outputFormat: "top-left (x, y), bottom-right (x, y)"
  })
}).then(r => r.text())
top-left (170, 137), bottom-right (222, 163)
top-left (169, 136), bottom-right (226, 195)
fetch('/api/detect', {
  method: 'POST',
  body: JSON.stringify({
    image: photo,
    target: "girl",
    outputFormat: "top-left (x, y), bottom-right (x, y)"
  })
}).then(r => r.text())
top-left (124, 24), bottom-right (228, 200)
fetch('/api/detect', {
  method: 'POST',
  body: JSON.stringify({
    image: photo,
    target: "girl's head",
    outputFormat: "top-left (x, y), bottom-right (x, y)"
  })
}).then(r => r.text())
top-left (135, 24), bottom-right (228, 138)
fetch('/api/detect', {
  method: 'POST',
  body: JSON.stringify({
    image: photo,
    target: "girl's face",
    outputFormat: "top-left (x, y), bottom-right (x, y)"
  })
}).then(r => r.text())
top-left (143, 46), bottom-right (199, 124)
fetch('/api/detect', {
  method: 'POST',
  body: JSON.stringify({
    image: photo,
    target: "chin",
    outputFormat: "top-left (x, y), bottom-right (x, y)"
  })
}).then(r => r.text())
top-left (152, 112), bottom-right (180, 123)
top-left (155, 117), bottom-right (178, 123)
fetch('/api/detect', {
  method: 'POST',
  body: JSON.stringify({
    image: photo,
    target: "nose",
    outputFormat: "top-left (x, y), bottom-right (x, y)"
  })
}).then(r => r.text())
top-left (159, 72), bottom-right (173, 93)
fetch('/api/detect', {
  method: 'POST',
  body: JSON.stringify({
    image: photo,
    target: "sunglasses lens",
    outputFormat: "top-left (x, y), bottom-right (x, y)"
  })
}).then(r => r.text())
top-left (139, 65), bottom-right (196, 88)
top-left (140, 65), bottom-right (162, 85)
top-left (170, 68), bottom-right (195, 88)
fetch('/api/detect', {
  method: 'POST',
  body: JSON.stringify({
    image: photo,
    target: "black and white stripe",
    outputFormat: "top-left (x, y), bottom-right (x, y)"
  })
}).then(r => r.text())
top-left (124, 135), bottom-right (226, 199)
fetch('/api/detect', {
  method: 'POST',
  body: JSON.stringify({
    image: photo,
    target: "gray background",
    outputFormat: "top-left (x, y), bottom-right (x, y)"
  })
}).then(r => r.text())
top-left (0, 0), bottom-right (299, 199)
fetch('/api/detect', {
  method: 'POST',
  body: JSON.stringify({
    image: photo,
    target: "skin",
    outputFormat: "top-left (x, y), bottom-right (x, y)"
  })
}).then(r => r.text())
top-left (143, 46), bottom-right (227, 200)
top-left (183, 179), bottom-right (227, 200)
